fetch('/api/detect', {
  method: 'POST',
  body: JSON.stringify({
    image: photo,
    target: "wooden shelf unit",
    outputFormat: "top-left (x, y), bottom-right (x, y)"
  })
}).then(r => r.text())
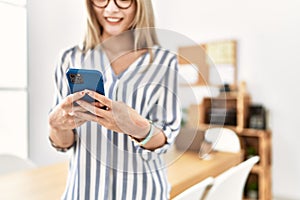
top-left (188, 83), bottom-right (272, 200)
top-left (200, 93), bottom-right (250, 130)
top-left (238, 129), bottom-right (272, 200)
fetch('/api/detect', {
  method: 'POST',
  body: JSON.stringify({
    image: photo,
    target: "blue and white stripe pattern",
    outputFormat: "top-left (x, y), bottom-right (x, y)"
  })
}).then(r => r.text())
top-left (52, 45), bottom-right (181, 200)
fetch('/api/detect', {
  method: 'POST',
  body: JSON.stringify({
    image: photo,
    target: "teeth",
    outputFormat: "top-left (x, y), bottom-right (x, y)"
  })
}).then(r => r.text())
top-left (106, 17), bottom-right (121, 22)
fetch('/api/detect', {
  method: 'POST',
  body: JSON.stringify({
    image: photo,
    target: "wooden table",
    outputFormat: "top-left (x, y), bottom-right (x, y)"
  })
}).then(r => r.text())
top-left (0, 161), bottom-right (68, 200)
top-left (0, 150), bottom-right (242, 200)
top-left (167, 150), bottom-right (243, 198)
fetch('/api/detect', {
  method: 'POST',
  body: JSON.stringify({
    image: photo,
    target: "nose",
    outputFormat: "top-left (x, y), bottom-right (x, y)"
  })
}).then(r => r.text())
top-left (105, 0), bottom-right (119, 12)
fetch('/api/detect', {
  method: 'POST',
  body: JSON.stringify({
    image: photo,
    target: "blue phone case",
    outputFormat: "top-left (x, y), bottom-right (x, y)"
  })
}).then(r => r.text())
top-left (66, 68), bottom-right (105, 102)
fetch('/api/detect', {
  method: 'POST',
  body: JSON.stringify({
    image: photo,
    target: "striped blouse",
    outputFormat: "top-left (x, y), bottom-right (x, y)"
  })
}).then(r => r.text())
top-left (52, 45), bottom-right (181, 200)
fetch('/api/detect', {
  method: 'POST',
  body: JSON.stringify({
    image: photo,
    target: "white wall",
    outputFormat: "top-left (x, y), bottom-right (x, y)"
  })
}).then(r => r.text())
top-left (153, 0), bottom-right (300, 199)
top-left (27, 0), bottom-right (85, 165)
top-left (0, 1), bottom-right (28, 159)
top-left (27, 0), bottom-right (300, 199)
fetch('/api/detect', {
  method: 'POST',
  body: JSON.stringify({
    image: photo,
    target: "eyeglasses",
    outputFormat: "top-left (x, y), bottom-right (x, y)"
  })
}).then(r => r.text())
top-left (91, 0), bottom-right (133, 9)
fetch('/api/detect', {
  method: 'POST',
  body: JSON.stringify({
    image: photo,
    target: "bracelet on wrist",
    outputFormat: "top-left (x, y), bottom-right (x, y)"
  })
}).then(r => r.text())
top-left (131, 120), bottom-right (155, 146)
top-left (138, 122), bottom-right (155, 146)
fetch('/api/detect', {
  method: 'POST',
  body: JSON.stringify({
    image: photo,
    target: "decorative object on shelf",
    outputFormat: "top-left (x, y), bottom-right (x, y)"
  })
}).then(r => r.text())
top-left (205, 107), bottom-right (237, 126)
top-left (246, 181), bottom-right (258, 199)
top-left (220, 83), bottom-right (231, 92)
top-left (246, 146), bottom-right (257, 159)
top-left (198, 82), bottom-right (250, 129)
top-left (247, 104), bottom-right (266, 129)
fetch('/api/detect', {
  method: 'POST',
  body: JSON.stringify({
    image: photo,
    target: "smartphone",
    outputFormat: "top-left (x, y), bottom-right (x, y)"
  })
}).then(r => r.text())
top-left (66, 68), bottom-right (105, 103)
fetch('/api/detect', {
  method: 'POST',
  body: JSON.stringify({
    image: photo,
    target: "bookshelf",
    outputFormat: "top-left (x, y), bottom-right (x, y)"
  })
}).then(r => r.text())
top-left (188, 82), bottom-right (272, 200)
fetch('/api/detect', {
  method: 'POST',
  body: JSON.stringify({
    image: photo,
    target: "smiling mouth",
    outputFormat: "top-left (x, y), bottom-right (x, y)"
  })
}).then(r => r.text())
top-left (105, 17), bottom-right (122, 23)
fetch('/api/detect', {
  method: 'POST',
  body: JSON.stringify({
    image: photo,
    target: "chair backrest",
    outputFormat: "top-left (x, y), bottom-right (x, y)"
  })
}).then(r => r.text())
top-left (204, 156), bottom-right (260, 200)
top-left (0, 154), bottom-right (36, 175)
top-left (204, 127), bottom-right (241, 153)
top-left (173, 177), bottom-right (214, 200)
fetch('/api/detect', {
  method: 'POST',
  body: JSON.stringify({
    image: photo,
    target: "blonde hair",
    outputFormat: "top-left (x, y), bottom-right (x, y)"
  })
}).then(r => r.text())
top-left (83, 0), bottom-right (159, 52)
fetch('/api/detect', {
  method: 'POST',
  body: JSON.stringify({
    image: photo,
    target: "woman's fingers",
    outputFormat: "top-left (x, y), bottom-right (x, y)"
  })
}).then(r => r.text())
top-left (61, 91), bottom-right (86, 110)
top-left (76, 100), bottom-right (108, 118)
top-left (73, 97), bottom-right (148, 137)
top-left (49, 91), bottom-right (91, 131)
top-left (73, 111), bottom-right (109, 127)
top-left (85, 90), bottom-right (112, 109)
top-left (72, 92), bottom-right (148, 136)
top-left (67, 91), bottom-right (86, 103)
top-left (92, 101), bottom-right (106, 109)
top-left (68, 106), bottom-right (87, 117)
top-left (73, 115), bottom-right (88, 126)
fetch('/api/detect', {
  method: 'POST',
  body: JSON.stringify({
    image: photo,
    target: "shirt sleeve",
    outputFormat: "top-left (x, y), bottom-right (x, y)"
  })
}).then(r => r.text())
top-left (134, 54), bottom-right (182, 159)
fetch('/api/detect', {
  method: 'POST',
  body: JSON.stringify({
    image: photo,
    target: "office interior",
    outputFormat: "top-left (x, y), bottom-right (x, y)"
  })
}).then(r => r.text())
top-left (0, 0), bottom-right (299, 199)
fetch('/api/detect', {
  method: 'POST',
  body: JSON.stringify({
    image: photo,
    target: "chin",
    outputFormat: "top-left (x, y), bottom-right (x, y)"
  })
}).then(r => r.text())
top-left (104, 30), bottom-right (125, 38)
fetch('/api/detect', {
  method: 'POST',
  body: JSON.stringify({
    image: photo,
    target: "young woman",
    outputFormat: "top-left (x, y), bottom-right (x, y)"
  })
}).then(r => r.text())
top-left (48, 0), bottom-right (181, 199)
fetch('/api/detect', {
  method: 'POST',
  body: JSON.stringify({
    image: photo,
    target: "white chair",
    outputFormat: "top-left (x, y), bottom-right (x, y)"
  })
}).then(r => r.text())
top-left (204, 127), bottom-right (241, 153)
top-left (204, 156), bottom-right (260, 200)
top-left (173, 177), bottom-right (214, 200)
top-left (0, 154), bottom-right (36, 175)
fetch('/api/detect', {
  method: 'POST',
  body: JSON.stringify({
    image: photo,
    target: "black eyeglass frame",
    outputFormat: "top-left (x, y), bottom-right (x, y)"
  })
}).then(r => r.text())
top-left (91, 0), bottom-right (134, 9)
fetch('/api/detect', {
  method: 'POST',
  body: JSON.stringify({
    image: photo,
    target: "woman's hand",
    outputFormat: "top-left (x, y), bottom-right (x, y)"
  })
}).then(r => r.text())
top-left (73, 89), bottom-right (150, 139)
top-left (49, 91), bottom-right (89, 132)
